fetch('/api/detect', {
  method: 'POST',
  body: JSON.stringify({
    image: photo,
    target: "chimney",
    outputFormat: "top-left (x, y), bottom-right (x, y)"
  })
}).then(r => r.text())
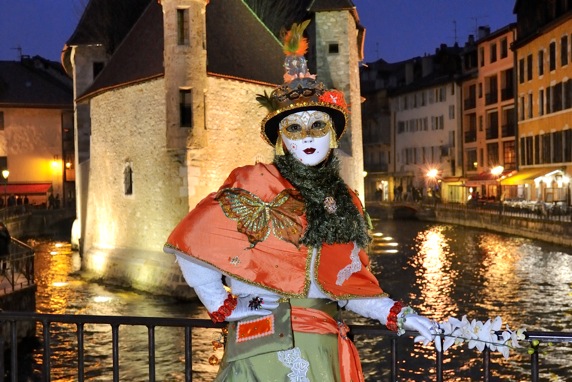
top-left (422, 56), bottom-right (433, 77)
top-left (478, 26), bottom-right (491, 40)
top-left (405, 61), bottom-right (414, 85)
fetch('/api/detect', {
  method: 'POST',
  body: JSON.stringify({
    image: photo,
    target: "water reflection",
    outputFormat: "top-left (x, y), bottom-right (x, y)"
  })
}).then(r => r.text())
top-left (365, 220), bottom-right (572, 381)
top-left (24, 219), bottom-right (572, 381)
top-left (25, 239), bottom-right (220, 382)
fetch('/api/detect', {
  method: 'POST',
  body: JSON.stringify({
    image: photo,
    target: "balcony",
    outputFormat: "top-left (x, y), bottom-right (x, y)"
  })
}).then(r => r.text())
top-left (464, 130), bottom-right (477, 143)
top-left (501, 87), bottom-right (514, 101)
top-left (502, 123), bottom-right (516, 137)
top-left (485, 91), bottom-right (498, 105)
top-left (486, 126), bottom-right (499, 140)
top-left (464, 98), bottom-right (476, 110)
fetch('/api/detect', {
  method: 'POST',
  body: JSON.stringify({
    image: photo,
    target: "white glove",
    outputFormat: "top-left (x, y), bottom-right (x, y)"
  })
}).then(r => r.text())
top-left (226, 294), bottom-right (280, 321)
top-left (401, 313), bottom-right (436, 345)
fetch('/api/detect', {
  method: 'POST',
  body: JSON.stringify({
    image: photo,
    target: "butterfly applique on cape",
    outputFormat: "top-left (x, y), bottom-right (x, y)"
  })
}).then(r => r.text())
top-left (215, 188), bottom-right (306, 248)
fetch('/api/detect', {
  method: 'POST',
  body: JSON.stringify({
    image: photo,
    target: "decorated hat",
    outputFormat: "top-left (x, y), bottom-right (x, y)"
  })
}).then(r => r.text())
top-left (257, 20), bottom-right (349, 147)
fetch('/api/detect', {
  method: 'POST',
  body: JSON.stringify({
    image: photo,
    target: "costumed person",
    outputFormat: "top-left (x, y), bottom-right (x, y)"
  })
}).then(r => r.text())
top-left (164, 21), bottom-right (435, 382)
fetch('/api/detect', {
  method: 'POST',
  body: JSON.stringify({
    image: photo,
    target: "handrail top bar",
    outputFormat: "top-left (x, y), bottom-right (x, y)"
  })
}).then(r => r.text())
top-left (1, 311), bottom-right (571, 344)
top-left (0, 311), bottom-right (225, 328)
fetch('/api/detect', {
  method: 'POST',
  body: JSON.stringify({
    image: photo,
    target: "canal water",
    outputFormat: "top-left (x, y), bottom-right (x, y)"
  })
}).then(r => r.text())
top-left (23, 218), bottom-right (572, 381)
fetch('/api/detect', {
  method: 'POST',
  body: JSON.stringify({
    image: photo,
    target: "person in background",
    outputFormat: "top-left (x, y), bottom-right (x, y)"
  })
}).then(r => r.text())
top-left (164, 21), bottom-right (435, 381)
top-left (0, 222), bottom-right (11, 274)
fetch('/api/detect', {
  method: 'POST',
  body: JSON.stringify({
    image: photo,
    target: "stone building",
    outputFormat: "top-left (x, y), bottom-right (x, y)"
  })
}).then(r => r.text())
top-left (462, 24), bottom-right (517, 202)
top-left (62, 0), bottom-right (366, 297)
top-left (0, 56), bottom-right (74, 207)
top-left (504, 0), bottom-right (572, 205)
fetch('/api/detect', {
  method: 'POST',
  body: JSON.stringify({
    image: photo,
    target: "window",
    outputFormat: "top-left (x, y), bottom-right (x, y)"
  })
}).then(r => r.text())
top-left (479, 47), bottom-right (485, 67)
top-left (328, 43), bottom-right (339, 54)
top-left (124, 163), bottom-right (133, 196)
top-left (0, 157), bottom-right (7, 172)
top-left (561, 35), bottom-right (568, 66)
top-left (177, 9), bottom-right (189, 45)
top-left (553, 82), bottom-right (563, 112)
top-left (449, 105), bottom-right (455, 119)
top-left (565, 130), bottom-right (572, 162)
top-left (527, 93), bottom-right (533, 119)
top-left (565, 79), bottom-right (572, 109)
top-left (549, 41), bottom-right (556, 71)
top-left (479, 115), bottom-right (483, 131)
top-left (518, 96), bottom-right (525, 120)
top-left (542, 134), bottom-right (550, 163)
top-left (539, 89), bottom-right (545, 116)
top-left (490, 43), bottom-right (497, 63)
top-left (518, 58), bottom-right (525, 83)
top-left (527, 136), bottom-right (534, 165)
top-left (466, 149), bottom-right (477, 171)
top-left (500, 38), bottom-right (508, 58)
top-left (0, 111), bottom-right (4, 130)
top-left (526, 54), bottom-right (533, 81)
top-left (503, 141), bottom-right (516, 169)
top-left (553, 131), bottom-right (563, 163)
top-left (538, 50), bottom-right (544, 76)
top-left (487, 142), bottom-right (499, 166)
top-left (478, 83), bottom-right (483, 98)
top-left (179, 89), bottom-right (193, 127)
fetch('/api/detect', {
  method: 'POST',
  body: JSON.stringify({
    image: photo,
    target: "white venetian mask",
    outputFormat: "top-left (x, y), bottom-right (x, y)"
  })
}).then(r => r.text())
top-left (278, 110), bottom-right (333, 166)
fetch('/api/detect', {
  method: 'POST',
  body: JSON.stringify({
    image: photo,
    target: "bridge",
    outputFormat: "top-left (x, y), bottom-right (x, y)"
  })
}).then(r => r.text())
top-left (1, 205), bottom-right (75, 238)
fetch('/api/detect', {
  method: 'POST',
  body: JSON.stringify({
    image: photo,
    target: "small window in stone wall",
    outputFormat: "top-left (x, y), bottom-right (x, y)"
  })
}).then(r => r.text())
top-left (328, 43), bottom-right (339, 54)
top-left (177, 8), bottom-right (189, 45)
top-left (0, 111), bottom-right (4, 130)
top-left (180, 88), bottom-right (193, 128)
top-left (124, 163), bottom-right (133, 196)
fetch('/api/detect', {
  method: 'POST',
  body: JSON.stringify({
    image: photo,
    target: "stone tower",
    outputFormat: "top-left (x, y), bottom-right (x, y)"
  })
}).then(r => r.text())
top-left (312, 5), bottom-right (365, 200)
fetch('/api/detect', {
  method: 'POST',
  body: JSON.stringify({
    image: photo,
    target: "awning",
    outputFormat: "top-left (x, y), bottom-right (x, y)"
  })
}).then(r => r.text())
top-left (500, 167), bottom-right (564, 186)
top-left (464, 170), bottom-right (516, 187)
top-left (2, 183), bottom-right (52, 195)
top-left (441, 177), bottom-right (465, 185)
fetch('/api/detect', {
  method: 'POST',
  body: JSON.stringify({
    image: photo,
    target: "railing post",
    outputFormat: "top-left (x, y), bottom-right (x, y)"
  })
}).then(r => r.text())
top-left (42, 319), bottom-right (51, 381)
top-left (0, 324), bottom-right (4, 382)
top-left (483, 347), bottom-right (490, 382)
top-left (10, 321), bottom-right (17, 382)
top-left (436, 335), bottom-right (443, 382)
top-left (77, 322), bottom-right (85, 382)
top-left (185, 326), bottom-right (192, 382)
top-left (530, 343), bottom-right (539, 382)
top-left (112, 324), bottom-right (119, 382)
top-left (148, 325), bottom-right (156, 382)
top-left (390, 337), bottom-right (398, 381)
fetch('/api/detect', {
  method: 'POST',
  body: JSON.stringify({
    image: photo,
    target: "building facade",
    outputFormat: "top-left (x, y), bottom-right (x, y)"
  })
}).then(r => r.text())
top-left (504, 1), bottom-right (572, 206)
top-left (463, 25), bottom-right (517, 202)
top-left (63, 0), bottom-right (367, 297)
top-left (0, 56), bottom-right (74, 208)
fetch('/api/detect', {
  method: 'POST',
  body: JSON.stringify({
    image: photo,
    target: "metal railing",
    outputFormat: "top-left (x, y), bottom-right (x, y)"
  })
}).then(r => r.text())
top-left (439, 200), bottom-right (572, 222)
top-left (0, 311), bottom-right (570, 382)
top-left (0, 238), bottom-right (34, 293)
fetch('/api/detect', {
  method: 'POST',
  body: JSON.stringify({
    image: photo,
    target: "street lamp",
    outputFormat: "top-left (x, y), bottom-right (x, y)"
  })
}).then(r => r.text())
top-left (491, 165), bottom-right (504, 201)
top-left (2, 169), bottom-right (9, 211)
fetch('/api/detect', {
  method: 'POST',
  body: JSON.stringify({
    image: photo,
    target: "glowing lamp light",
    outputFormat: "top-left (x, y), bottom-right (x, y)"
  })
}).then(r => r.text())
top-left (427, 169), bottom-right (438, 178)
top-left (491, 166), bottom-right (504, 177)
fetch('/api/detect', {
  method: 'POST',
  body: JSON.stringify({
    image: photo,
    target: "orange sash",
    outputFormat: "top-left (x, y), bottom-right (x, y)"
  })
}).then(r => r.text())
top-left (291, 307), bottom-right (364, 382)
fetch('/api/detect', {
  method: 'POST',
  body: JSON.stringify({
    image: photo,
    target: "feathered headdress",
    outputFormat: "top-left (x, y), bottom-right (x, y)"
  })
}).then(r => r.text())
top-left (257, 20), bottom-right (349, 148)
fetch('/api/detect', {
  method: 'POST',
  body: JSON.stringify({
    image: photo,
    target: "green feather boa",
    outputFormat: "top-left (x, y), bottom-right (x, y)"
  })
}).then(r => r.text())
top-left (274, 154), bottom-right (371, 248)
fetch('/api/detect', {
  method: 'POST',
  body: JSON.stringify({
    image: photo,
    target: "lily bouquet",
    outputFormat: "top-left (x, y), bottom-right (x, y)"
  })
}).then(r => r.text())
top-left (419, 315), bottom-right (527, 359)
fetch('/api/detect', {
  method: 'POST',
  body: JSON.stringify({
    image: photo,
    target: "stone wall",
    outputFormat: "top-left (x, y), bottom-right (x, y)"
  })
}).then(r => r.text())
top-left (82, 74), bottom-right (275, 298)
top-left (430, 208), bottom-right (572, 247)
top-left (314, 10), bottom-right (365, 200)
